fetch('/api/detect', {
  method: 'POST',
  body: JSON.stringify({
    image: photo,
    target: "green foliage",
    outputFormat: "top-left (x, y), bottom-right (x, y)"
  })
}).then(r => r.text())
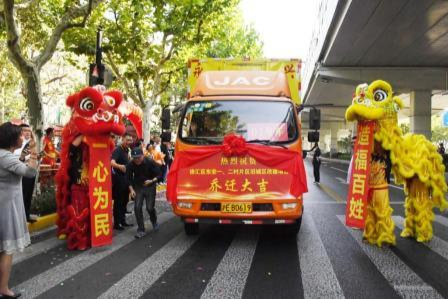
top-left (431, 114), bottom-right (448, 146)
top-left (0, 44), bottom-right (26, 123)
top-left (62, 0), bottom-right (263, 112)
top-left (337, 136), bottom-right (352, 154)
top-left (32, 180), bottom-right (57, 216)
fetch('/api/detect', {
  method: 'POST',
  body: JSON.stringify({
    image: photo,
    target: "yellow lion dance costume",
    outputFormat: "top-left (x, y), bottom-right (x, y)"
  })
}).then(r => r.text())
top-left (346, 80), bottom-right (448, 246)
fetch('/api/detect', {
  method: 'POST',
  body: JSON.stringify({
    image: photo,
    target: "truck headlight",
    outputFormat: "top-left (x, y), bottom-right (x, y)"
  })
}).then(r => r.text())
top-left (282, 203), bottom-right (297, 210)
top-left (178, 202), bottom-right (192, 209)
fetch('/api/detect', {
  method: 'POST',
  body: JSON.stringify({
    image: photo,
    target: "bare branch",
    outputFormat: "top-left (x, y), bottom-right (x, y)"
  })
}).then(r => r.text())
top-left (3, 0), bottom-right (30, 73)
top-left (45, 74), bottom-right (67, 84)
top-left (35, 0), bottom-right (104, 68)
top-left (134, 79), bottom-right (146, 107)
top-left (104, 51), bottom-right (144, 107)
top-left (155, 77), bottom-right (171, 97)
top-left (159, 32), bottom-right (175, 66)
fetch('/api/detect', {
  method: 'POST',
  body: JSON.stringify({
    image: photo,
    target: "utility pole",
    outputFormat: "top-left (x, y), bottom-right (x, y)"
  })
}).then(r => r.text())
top-left (89, 28), bottom-right (105, 86)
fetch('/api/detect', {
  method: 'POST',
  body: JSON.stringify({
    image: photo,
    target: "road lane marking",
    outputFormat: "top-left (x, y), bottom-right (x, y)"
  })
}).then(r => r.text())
top-left (14, 236), bottom-right (64, 265)
top-left (15, 213), bottom-right (152, 265)
top-left (299, 213), bottom-right (344, 299)
top-left (201, 229), bottom-right (259, 299)
top-left (393, 216), bottom-right (448, 261)
top-left (389, 184), bottom-right (404, 190)
top-left (434, 215), bottom-right (448, 227)
top-left (337, 215), bottom-right (443, 299)
top-left (318, 183), bottom-right (345, 203)
top-left (99, 233), bottom-right (199, 299)
top-left (335, 177), bottom-right (348, 184)
top-left (15, 212), bottom-right (174, 299)
top-left (330, 167), bottom-right (347, 173)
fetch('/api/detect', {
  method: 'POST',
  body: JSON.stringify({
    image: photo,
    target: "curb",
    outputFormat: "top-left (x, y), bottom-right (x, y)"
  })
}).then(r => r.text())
top-left (321, 157), bottom-right (351, 165)
top-left (28, 188), bottom-right (168, 233)
top-left (28, 213), bottom-right (57, 233)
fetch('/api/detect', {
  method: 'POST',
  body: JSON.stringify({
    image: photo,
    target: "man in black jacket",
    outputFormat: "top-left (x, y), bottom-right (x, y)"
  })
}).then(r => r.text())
top-left (127, 147), bottom-right (162, 238)
top-left (312, 143), bottom-right (321, 183)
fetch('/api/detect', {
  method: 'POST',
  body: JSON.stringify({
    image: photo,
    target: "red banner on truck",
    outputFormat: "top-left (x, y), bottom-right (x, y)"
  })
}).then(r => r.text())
top-left (167, 134), bottom-right (308, 205)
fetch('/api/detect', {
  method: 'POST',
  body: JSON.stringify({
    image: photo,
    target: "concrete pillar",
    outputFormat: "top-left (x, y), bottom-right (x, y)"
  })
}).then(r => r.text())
top-left (409, 90), bottom-right (432, 139)
top-left (330, 124), bottom-right (338, 158)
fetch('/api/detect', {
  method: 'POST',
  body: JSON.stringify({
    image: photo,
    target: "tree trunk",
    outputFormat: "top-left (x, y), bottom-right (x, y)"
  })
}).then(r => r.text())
top-left (143, 101), bottom-right (152, 144)
top-left (1, 86), bottom-right (5, 124)
top-left (22, 65), bottom-right (45, 150)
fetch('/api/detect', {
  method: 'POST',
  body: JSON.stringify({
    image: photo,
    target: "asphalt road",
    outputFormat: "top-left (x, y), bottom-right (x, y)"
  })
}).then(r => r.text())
top-left (9, 158), bottom-right (448, 299)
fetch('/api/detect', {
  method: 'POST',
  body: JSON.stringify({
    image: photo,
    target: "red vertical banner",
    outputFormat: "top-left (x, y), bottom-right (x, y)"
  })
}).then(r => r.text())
top-left (86, 135), bottom-right (113, 247)
top-left (345, 121), bottom-right (375, 228)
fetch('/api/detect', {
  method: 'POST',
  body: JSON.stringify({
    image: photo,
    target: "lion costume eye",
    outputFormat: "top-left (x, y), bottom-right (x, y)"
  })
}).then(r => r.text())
top-left (373, 89), bottom-right (388, 102)
top-left (105, 96), bottom-right (116, 107)
top-left (79, 98), bottom-right (95, 111)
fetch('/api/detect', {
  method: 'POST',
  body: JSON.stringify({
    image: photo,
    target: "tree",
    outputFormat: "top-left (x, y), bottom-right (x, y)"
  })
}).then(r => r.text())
top-left (63, 0), bottom-right (262, 140)
top-left (0, 42), bottom-right (26, 123)
top-left (1, 0), bottom-right (105, 140)
top-left (337, 136), bottom-right (351, 154)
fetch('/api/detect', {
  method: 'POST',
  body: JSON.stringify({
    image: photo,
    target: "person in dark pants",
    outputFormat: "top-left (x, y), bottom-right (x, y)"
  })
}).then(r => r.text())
top-left (111, 134), bottom-right (134, 230)
top-left (127, 147), bottom-right (162, 238)
top-left (160, 140), bottom-right (172, 183)
top-left (312, 143), bottom-right (321, 183)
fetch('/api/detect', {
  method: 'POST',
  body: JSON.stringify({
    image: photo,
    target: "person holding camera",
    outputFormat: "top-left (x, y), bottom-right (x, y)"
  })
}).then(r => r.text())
top-left (0, 122), bottom-right (38, 298)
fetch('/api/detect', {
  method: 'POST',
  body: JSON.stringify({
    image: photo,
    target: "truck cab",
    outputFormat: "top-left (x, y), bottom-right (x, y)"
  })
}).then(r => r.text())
top-left (167, 59), bottom-right (309, 235)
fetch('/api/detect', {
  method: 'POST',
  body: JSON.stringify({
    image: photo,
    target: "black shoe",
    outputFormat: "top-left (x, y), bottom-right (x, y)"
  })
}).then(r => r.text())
top-left (113, 224), bottom-right (124, 231)
top-left (121, 222), bottom-right (134, 227)
top-left (0, 292), bottom-right (21, 298)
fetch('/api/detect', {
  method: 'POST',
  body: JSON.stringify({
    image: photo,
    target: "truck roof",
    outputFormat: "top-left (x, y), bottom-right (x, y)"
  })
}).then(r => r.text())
top-left (191, 71), bottom-right (291, 98)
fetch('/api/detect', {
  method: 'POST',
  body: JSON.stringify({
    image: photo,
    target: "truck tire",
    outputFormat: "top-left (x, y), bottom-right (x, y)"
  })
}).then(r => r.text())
top-left (184, 222), bottom-right (199, 235)
top-left (294, 216), bottom-right (302, 231)
top-left (288, 207), bottom-right (303, 234)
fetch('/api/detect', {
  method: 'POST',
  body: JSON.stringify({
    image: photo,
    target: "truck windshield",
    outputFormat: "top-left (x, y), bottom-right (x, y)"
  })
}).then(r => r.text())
top-left (180, 100), bottom-right (298, 145)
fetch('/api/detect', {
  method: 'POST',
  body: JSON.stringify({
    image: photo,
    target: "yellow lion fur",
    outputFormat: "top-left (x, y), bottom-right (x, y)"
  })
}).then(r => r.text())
top-left (346, 80), bottom-right (447, 245)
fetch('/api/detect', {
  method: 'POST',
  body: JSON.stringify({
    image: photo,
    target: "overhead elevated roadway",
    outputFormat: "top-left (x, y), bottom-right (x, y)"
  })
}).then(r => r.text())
top-left (302, 0), bottom-right (448, 149)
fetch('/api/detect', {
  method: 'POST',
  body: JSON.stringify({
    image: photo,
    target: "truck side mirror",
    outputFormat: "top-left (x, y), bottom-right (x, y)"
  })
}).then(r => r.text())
top-left (308, 131), bottom-right (319, 143)
top-left (162, 108), bottom-right (171, 130)
top-left (309, 108), bottom-right (321, 130)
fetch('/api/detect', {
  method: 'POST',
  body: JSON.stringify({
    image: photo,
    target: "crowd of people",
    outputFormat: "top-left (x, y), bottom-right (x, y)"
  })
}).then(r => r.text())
top-left (0, 121), bottom-right (173, 298)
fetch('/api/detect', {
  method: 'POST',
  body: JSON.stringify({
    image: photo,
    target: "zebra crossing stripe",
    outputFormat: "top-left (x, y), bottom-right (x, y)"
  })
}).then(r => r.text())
top-left (14, 235), bottom-right (64, 265)
top-left (200, 229), bottom-right (259, 299)
top-left (98, 233), bottom-right (199, 299)
top-left (337, 215), bottom-right (443, 299)
top-left (15, 212), bottom-right (174, 299)
top-left (393, 216), bottom-right (448, 261)
top-left (434, 215), bottom-right (448, 227)
top-left (299, 213), bottom-right (344, 299)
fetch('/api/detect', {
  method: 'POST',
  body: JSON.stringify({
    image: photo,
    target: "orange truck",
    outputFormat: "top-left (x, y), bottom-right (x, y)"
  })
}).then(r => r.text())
top-left (166, 58), bottom-right (314, 235)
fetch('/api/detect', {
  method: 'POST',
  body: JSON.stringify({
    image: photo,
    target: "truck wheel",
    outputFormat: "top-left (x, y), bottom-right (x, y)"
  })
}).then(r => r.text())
top-left (184, 223), bottom-right (199, 235)
top-left (294, 216), bottom-right (302, 232)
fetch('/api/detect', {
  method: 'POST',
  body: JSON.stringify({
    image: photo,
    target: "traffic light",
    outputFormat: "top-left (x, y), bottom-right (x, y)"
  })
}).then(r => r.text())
top-left (89, 63), bottom-right (105, 86)
top-left (88, 64), bottom-right (114, 87)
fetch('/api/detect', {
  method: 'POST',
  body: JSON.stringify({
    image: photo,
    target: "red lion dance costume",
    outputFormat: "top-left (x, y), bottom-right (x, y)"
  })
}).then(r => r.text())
top-left (55, 86), bottom-right (142, 250)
